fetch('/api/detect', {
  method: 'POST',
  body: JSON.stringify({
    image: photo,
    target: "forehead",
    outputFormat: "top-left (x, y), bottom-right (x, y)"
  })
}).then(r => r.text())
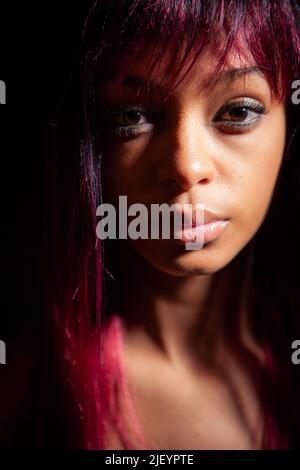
top-left (97, 42), bottom-right (269, 100)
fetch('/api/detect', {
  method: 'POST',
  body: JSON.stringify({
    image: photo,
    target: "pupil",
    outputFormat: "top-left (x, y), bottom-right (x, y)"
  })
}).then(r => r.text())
top-left (230, 107), bottom-right (248, 121)
top-left (123, 110), bottom-right (141, 125)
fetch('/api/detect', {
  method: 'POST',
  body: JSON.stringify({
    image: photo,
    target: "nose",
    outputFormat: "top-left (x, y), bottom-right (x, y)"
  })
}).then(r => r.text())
top-left (157, 113), bottom-right (216, 191)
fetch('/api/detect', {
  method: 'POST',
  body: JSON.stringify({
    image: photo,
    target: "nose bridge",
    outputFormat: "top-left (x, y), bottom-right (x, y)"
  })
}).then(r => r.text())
top-left (158, 111), bottom-right (215, 190)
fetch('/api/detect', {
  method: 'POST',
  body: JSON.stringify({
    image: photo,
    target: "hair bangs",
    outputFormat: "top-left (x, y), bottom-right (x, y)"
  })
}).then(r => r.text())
top-left (82, 0), bottom-right (300, 102)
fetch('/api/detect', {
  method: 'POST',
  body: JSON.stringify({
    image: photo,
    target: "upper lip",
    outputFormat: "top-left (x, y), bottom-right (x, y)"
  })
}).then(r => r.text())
top-left (178, 208), bottom-right (227, 227)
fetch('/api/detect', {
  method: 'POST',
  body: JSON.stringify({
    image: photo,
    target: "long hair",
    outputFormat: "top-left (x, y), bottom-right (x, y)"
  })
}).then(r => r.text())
top-left (40, 0), bottom-right (300, 449)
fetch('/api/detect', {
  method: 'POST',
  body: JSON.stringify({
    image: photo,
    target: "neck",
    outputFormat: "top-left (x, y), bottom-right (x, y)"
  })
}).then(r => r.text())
top-left (111, 241), bottom-right (259, 368)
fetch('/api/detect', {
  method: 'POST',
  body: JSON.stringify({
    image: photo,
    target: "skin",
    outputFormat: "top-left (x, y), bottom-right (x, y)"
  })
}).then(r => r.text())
top-left (98, 47), bottom-right (286, 449)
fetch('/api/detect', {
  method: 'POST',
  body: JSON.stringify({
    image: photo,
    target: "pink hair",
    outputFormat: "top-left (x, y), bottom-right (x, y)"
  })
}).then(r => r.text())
top-left (40, 0), bottom-right (300, 449)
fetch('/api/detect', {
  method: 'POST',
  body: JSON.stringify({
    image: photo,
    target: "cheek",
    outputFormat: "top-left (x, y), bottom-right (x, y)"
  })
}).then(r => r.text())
top-left (228, 110), bottom-right (286, 239)
top-left (102, 139), bottom-right (149, 201)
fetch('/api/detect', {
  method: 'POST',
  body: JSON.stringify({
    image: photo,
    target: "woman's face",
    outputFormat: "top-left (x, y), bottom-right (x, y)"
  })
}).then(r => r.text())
top-left (98, 48), bottom-right (286, 276)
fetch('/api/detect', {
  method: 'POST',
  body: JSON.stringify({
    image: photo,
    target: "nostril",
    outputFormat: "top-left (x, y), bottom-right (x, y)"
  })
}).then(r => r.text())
top-left (201, 178), bottom-right (209, 184)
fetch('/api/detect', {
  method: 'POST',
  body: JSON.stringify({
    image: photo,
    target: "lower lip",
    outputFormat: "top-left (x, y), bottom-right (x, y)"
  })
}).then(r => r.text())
top-left (175, 220), bottom-right (229, 245)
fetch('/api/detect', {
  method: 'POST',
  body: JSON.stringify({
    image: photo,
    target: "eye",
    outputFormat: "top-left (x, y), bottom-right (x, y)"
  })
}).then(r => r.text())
top-left (222, 106), bottom-right (253, 122)
top-left (101, 103), bottom-right (155, 138)
top-left (213, 98), bottom-right (266, 132)
top-left (116, 108), bottom-right (147, 126)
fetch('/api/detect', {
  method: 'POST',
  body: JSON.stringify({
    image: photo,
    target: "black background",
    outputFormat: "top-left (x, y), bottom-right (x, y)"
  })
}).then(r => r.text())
top-left (0, 1), bottom-right (92, 338)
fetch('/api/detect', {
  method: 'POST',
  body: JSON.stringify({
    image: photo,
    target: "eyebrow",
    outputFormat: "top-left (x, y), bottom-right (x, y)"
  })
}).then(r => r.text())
top-left (218, 66), bottom-right (261, 81)
top-left (97, 66), bottom-right (262, 95)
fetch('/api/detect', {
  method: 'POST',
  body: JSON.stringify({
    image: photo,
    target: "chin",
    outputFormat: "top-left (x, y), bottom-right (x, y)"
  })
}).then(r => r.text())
top-left (164, 256), bottom-right (232, 277)
top-left (143, 243), bottom-right (237, 277)
top-left (129, 228), bottom-right (248, 277)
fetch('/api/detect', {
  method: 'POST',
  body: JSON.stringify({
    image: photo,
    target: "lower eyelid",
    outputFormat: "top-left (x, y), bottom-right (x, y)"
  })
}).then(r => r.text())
top-left (109, 123), bottom-right (155, 137)
top-left (221, 115), bottom-right (261, 125)
top-left (214, 115), bottom-right (264, 133)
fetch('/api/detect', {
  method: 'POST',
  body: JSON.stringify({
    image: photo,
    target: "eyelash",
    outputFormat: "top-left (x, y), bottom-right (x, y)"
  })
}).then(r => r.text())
top-left (101, 102), bottom-right (156, 138)
top-left (213, 98), bottom-right (266, 132)
top-left (101, 98), bottom-right (266, 138)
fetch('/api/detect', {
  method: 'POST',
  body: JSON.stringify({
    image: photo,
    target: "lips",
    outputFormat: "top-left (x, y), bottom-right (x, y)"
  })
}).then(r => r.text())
top-left (172, 207), bottom-right (229, 246)
top-left (178, 207), bottom-right (227, 228)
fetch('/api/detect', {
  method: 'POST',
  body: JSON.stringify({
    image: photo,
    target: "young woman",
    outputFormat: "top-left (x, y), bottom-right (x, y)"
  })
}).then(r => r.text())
top-left (5, 0), bottom-right (299, 450)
